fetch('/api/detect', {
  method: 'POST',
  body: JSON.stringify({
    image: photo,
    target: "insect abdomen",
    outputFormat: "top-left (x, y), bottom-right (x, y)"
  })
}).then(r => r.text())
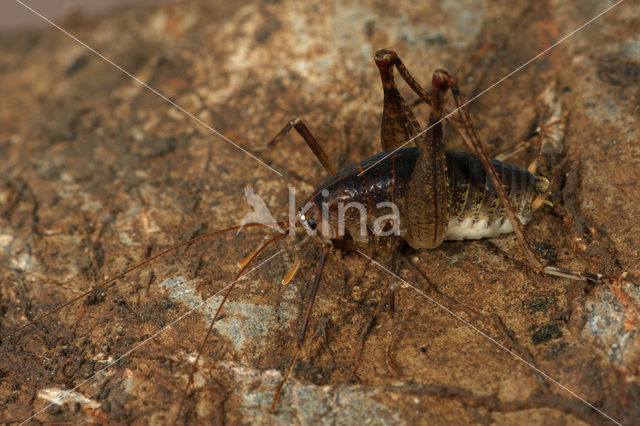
top-left (308, 148), bottom-right (548, 240)
top-left (444, 150), bottom-right (547, 240)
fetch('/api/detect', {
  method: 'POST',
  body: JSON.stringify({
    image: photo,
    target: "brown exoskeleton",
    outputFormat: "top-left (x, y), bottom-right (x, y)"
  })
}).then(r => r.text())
top-left (252, 49), bottom-right (629, 411)
top-left (2, 48), bottom-right (629, 423)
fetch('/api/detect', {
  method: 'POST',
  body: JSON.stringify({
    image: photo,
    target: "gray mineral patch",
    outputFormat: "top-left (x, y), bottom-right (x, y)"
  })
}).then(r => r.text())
top-left (584, 284), bottom-right (640, 364)
top-left (223, 362), bottom-right (404, 425)
top-left (160, 276), bottom-right (283, 356)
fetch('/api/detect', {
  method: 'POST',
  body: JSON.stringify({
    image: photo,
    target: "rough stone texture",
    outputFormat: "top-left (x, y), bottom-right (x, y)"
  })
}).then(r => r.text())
top-left (0, 0), bottom-right (639, 424)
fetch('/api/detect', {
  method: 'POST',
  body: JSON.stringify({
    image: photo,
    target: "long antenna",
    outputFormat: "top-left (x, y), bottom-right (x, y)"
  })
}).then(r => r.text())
top-left (1, 222), bottom-right (288, 341)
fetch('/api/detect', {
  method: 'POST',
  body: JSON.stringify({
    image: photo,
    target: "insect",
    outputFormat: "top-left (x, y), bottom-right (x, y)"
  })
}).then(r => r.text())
top-left (2, 39), bottom-right (631, 425)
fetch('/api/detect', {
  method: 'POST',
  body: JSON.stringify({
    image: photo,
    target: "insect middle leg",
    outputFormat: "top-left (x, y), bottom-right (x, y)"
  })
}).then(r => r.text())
top-left (352, 278), bottom-right (399, 377)
top-left (265, 117), bottom-right (338, 176)
top-left (271, 244), bottom-right (330, 410)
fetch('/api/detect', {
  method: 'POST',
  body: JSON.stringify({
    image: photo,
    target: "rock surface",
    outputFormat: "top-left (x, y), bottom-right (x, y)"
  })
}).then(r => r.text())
top-left (0, 0), bottom-right (638, 424)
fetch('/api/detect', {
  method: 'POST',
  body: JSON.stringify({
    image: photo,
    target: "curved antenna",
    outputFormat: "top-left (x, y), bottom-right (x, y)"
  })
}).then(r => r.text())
top-left (175, 228), bottom-right (290, 421)
top-left (1, 221), bottom-right (288, 341)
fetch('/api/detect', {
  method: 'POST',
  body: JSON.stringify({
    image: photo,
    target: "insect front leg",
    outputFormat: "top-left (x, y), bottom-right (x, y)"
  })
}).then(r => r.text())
top-left (353, 275), bottom-right (400, 376)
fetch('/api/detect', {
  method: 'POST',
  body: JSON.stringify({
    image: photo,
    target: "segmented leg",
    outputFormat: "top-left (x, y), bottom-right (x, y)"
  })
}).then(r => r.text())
top-left (381, 49), bottom-right (629, 286)
top-left (378, 49), bottom-right (544, 270)
top-left (175, 231), bottom-right (289, 422)
top-left (351, 278), bottom-right (396, 378)
top-left (447, 86), bottom-right (555, 272)
top-left (385, 242), bottom-right (399, 372)
top-left (352, 237), bottom-right (400, 377)
top-left (408, 43), bottom-right (493, 109)
top-left (374, 49), bottom-right (464, 149)
top-left (449, 77), bottom-right (623, 283)
top-left (493, 127), bottom-right (550, 174)
top-left (400, 252), bottom-right (551, 389)
top-left (455, 43), bottom-right (494, 88)
top-left (266, 117), bottom-right (338, 175)
top-left (375, 50), bottom-right (424, 151)
top-left (402, 70), bottom-right (450, 249)
top-left (271, 245), bottom-right (330, 410)
top-left (494, 134), bottom-right (542, 163)
top-left (495, 81), bottom-right (566, 175)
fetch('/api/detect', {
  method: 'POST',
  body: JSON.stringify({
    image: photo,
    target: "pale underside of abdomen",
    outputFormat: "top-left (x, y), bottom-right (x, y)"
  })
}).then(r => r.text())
top-left (444, 214), bottom-right (530, 241)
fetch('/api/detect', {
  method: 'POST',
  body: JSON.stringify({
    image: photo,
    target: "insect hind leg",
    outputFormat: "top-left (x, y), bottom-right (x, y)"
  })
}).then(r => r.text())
top-left (374, 49), bottom-right (424, 152)
top-left (382, 50), bottom-right (631, 287)
top-left (447, 75), bottom-right (631, 287)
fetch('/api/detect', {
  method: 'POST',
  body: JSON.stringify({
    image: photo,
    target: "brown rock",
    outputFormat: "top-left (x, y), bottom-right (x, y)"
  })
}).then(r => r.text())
top-left (1, 0), bottom-right (638, 424)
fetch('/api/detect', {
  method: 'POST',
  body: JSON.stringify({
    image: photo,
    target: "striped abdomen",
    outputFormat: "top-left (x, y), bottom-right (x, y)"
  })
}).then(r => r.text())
top-left (307, 148), bottom-right (549, 241)
top-left (443, 150), bottom-right (548, 240)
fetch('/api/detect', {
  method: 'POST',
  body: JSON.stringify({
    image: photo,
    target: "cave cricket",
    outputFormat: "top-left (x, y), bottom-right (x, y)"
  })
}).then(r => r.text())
top-left (2, 49), bottom-right (630, 421)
